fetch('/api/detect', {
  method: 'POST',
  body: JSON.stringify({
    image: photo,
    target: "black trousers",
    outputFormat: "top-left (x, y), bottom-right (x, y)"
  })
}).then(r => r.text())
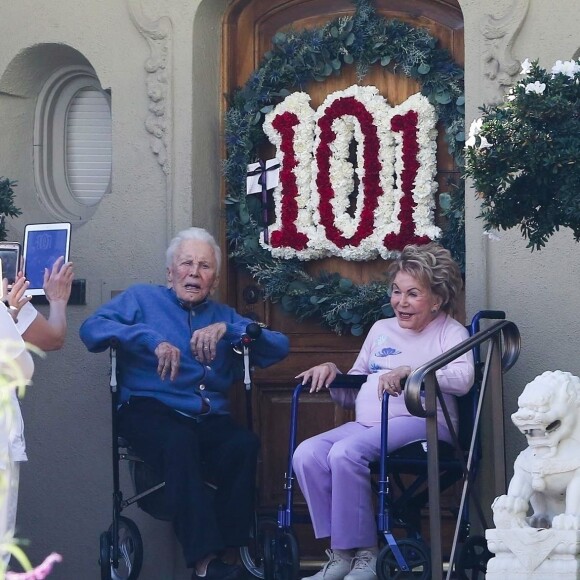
top-left (117, 396), bottom-right (260, 567)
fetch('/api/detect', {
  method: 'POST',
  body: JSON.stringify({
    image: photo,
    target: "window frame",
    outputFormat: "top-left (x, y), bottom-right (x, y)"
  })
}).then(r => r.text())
top-left (34, 65), bottom-right (111, 222)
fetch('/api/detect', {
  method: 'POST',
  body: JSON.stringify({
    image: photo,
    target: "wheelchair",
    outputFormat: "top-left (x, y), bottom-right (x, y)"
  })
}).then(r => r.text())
top-left (98, 323), bottom-right (275, 580)
top-left (263, 311), bottom-right (521, 580)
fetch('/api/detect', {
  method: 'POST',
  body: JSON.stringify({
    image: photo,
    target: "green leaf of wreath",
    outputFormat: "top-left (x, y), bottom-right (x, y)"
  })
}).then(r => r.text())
top-left (224, 0), bottom-right (465, 335)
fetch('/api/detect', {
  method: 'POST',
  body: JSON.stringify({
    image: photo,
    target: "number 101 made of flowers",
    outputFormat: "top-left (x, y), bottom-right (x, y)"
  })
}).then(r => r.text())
top-left (261, 86), bottom-right (442, 262)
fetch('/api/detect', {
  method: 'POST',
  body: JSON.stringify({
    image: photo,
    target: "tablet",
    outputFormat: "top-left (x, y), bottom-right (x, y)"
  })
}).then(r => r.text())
top-left (0, 242), bottom-right (20, 286)
top-left (23, 223), bottom-right (71, 295)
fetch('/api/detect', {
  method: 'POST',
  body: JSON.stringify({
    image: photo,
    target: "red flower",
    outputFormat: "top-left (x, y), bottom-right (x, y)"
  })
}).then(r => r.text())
top-left (270, 111), bottom-right (309, 250)
top-left (316, 96), bottom-right (381, 249)
top-left (384, 110), bottom-right (432, 250)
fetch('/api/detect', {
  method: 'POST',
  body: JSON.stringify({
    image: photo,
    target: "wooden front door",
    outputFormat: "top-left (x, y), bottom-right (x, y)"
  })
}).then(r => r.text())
top-left (222, 0), bottom-right (464, 561)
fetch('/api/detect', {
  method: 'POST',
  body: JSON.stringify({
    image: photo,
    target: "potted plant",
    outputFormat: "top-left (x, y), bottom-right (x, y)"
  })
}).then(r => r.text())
top-left (0, 178), bottom-right (21, 242)
top-left (464, 58), bottom-right (580, 249)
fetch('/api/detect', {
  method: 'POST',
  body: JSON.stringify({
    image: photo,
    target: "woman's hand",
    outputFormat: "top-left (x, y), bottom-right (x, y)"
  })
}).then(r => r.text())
top-left (377, 366), bottom-right (412, 398)
top-left (296, 362), bottom-right (340, 393)
top-left (4, 274), bottom-right (32, 321)
top-left (43, 257), bottom-right (74, 304)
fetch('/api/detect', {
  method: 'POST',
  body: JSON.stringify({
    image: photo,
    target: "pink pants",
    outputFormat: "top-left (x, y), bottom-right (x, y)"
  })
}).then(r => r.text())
top-left (292, 417), bottom-right (428, 549)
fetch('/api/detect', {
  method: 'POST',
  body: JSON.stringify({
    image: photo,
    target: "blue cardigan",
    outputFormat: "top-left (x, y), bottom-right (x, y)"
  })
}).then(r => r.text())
top-left (80, 284), bottom-right (289, 416)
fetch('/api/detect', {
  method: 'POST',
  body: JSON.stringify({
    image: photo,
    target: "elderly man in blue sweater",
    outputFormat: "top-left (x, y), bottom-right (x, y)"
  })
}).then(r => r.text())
top-left (80, 227), bottom-right (289, 580)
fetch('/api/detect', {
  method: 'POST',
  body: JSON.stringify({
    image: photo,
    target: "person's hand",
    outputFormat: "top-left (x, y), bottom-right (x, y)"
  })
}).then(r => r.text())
top-left (155, 341), bottom-right (181, 381)
top-left (43, 257), bottom-right (74, 304)
top-left (296, 362), bottom-right (339, 393)
top-left (377, 366), bottom-right (412, 398)
top-left (4, 274), bottom-right (32, 321)
top-left (190, 322), bottom-right (227, 365)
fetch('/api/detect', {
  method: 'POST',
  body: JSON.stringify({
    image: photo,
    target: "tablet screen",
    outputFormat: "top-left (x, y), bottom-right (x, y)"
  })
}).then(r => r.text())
top-left (24, 225), bottom-right (70, 292)
top-left (0, 247), bottom-right (19, 286)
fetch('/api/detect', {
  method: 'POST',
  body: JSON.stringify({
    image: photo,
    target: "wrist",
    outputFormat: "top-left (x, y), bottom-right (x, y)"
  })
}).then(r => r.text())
top-left (3, 301), bottom-right (18, 323)
top-left (45, 297), bottom-right (68, 305)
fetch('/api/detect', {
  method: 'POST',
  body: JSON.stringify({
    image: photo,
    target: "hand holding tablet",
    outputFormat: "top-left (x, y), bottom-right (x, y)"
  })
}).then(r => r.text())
top-left (0, 242), bottom-right (20, 287)
top-left (23, 223), bottom-right (72, 296)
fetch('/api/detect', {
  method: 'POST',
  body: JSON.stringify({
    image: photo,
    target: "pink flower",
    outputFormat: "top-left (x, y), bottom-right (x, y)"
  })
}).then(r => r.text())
top-left (6, 553), bottom-right (62, 580)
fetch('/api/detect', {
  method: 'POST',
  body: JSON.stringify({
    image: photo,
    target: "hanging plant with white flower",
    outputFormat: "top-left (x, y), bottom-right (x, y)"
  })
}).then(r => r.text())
top-left (465, 58), bottom-right (580, 249)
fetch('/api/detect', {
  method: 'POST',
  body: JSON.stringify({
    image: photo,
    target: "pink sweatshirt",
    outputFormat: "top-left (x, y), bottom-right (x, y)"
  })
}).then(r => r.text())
top-left (331, 313), bottom-right (474, 437)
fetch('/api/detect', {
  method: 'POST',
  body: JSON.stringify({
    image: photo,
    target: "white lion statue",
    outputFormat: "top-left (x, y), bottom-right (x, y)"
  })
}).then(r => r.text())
top-left (493, 370), bottom-right (580, 530)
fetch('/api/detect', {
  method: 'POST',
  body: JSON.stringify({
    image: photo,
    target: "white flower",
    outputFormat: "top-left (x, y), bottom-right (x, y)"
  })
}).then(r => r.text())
top-left (465, 135), bottom-right (476, 148)
top-left (524, 81), bottom-right (546, 95)
top-left (483, 229), bottom-right (501, 241)
top-left (387, 92), bottom-right (441, 249)
top-left (520, 58), bottom-right (533, 75)
top-left (479, 135), bottom-right (492, 149)
top-left (262, 91), bottom-right (320, 260)
top-left (309, 84), bottom-right (397, 260)
top-left (468, 118), bottom-right (483, 138)
top-left (551, 59), bottom-right (580, 79)
top-left (465, 118), bottom-right (483, 149)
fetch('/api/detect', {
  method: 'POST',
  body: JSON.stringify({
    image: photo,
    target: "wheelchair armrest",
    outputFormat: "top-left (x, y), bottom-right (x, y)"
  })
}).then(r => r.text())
top-left (327, 374), bottom-right (367, 389)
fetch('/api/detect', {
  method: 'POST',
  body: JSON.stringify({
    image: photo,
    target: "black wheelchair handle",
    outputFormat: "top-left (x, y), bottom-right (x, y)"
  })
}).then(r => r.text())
top-left (327, 374), bottom-right (367, 389)
top-left (240, 322), bottom-right (262, 346)
top-left (325, 374), bottom-right (405, 390)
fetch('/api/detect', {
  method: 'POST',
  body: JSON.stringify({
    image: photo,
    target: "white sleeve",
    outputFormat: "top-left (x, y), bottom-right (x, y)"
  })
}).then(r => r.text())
top-left (15, 302), bottom-right (38, 335)
top-left (435, 322), bottom-right (474, 396)
top-left (0, 307), bottom-right (34, 381)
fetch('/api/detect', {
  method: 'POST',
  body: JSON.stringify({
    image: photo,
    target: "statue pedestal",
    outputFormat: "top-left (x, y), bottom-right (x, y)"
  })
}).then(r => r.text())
top-left (486, 529), bottom-right (580, 579)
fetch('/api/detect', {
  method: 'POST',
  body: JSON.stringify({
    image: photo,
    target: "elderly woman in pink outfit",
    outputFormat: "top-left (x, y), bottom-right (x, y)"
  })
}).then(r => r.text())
top-left (293, 243), bottom-right (474, 580)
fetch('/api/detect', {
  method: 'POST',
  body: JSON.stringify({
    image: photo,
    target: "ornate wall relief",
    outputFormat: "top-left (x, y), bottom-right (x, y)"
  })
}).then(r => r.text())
top-left (481, 0), bottom-right (530, 103)
top-left (127, 0), bottom-right (173, 176)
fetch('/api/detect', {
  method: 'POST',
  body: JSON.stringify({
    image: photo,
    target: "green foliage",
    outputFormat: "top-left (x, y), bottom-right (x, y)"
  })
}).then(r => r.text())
top-left (224, 0), bottom-right (465, 334)
top-left (464, 59), bottom-right (580, 250)
top-left (0, 178), bottom-right (21, 242)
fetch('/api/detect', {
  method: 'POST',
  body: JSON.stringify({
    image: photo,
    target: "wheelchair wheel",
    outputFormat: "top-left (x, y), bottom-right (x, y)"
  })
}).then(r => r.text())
top-left (376, 539), bottom-right (431, 579)
top-left (456, 535), bottom-right (492, 580)
top-left (101, 516), bottom-right (143, 580)
top-left (100, 531), bottom-right (112, 580)
top-left (263, 529), bottom-right (299, 580)
top-left (262, 529), bottom-right (275, 580)
top-left (239, 515), bottom-right (278, 578)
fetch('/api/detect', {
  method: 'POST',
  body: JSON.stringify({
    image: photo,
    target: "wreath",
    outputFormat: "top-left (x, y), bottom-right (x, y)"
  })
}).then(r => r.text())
top-left (224, 0), bottom-right (465, 335)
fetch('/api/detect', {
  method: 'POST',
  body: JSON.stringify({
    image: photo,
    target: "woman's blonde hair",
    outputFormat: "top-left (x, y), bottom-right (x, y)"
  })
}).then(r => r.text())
top-left (387, 243), bottom-right (463, 314)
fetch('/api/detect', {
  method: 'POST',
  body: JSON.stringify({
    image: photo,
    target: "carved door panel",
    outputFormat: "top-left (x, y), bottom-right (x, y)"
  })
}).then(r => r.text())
top-left (222, 0), bottom-right (463, 559)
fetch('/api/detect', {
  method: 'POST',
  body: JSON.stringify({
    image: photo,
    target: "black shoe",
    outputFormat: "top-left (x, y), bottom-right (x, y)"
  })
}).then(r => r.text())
top-left (192, 559), bottom-right (245, 580)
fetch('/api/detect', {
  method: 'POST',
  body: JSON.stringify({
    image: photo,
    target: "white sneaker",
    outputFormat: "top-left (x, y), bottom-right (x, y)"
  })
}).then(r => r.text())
top-left (302, 549), bottom-right (352, 580)
top-left (344, 550), bottom-right (377, 580)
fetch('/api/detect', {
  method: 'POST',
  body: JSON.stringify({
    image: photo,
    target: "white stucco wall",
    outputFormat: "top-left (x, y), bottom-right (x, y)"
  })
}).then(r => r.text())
top-left (462, 0), bottom-right (580, 482)
top-left (0, 0), bottom-right (578, 577)
top-left (0, 0), bottom-right (226, 577)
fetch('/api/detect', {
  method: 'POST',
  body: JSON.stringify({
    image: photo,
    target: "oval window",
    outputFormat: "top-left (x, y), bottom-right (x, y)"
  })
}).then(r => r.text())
top-left (65, 88), bottom-right (112, 207)
top-left (34, 65), bottom-right (112, 222)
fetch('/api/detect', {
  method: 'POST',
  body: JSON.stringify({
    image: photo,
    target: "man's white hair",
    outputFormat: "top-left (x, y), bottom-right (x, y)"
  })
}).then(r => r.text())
top-left (166, 227), bottom-right (222, 271)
